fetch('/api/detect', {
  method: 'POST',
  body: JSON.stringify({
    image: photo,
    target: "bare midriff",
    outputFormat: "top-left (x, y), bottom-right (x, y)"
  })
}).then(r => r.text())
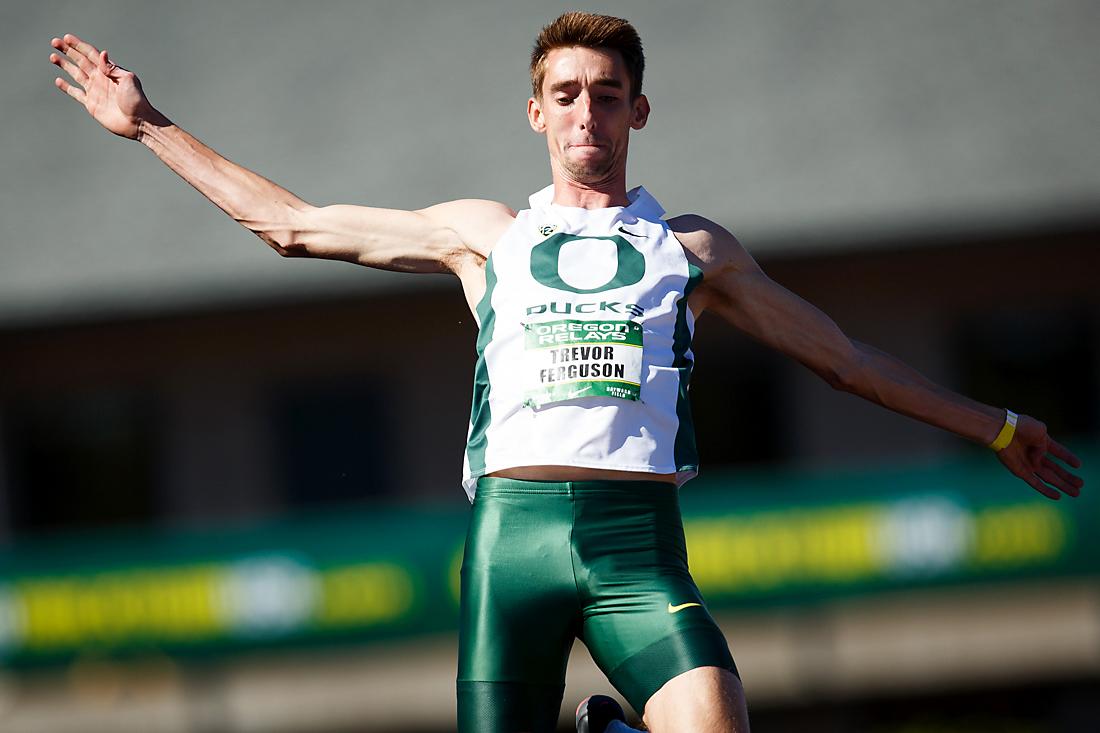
top-left (486, 465), bottom-right (678, 484)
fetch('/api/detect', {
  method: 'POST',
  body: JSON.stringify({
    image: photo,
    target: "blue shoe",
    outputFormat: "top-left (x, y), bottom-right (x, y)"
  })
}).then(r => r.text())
top-left (576, 694), bottom-right (627, 733)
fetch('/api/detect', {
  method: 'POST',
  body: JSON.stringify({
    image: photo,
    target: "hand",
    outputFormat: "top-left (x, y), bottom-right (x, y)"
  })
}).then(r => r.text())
top-left (996, 413), bottom-right (1084, 500)
top-left (50, 33), bottom-right (165, 140)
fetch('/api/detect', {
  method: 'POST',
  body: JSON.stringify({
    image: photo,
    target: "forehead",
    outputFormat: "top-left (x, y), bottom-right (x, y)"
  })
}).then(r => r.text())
top-left (542, 46), bottom-right (628, 90)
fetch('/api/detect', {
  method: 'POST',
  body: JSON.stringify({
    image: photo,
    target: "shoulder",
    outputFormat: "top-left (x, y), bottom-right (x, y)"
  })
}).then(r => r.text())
top-left (665, 213), bottom-right (754, 276)
top-left (421, 198), bottom-right (516, 219)
top-left (418, 199), bottom-right (517, 260)
top-left (419, 198), bottom-right (517, 229)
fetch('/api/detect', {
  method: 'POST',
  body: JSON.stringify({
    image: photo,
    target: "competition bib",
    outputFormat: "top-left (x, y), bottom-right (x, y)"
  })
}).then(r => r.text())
top-left (522, 319), bottom-right (643, 408)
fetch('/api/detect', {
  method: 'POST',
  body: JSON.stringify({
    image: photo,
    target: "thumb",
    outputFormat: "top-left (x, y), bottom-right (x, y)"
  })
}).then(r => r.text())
top-left (100, 49), bottom-right (120, 76)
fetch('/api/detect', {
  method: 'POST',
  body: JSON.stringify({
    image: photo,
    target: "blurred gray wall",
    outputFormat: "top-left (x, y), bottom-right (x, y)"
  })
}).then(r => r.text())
top-left (3, 0), bottom-right (1099, 326)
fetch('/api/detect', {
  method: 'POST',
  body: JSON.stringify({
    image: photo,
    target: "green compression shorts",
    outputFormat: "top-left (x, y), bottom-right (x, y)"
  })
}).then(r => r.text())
top-left (457, 477), bottom-right (738, 732)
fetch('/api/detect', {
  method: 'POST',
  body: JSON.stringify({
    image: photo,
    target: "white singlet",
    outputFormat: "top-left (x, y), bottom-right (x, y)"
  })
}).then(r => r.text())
top-left (461, 185), bottom-right (702, 500)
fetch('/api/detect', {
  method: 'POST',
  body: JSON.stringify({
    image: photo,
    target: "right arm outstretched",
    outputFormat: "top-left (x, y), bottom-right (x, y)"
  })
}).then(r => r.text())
top-left (49, 34), bottom-right (511, 274)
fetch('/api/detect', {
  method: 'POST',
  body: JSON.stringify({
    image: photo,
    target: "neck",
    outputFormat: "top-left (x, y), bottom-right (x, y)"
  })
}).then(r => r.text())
top-left (549, 163), bottom-right (631, 209)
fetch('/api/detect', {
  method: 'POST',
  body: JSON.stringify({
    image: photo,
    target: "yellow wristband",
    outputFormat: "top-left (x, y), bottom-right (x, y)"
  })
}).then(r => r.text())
top-left (989, 409), bottom-right (1018, 451)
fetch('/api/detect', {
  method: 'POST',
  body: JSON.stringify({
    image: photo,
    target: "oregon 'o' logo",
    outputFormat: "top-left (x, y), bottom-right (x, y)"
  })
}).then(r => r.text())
top-left (530, 234), bottom-right (645, 294)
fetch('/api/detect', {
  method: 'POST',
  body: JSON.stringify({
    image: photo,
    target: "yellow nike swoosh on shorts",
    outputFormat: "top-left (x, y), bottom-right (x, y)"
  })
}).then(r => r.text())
top-left (667, 602), bottom-right (702, 614)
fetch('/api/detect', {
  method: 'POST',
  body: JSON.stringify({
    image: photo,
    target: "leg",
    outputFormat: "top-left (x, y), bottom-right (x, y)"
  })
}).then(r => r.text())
top-left (457, 680), bottom-right (566, 733)
top-left (572, 482), bottom-right (740, 719)
top-left (642, 666), bottom-right (750, 733)
top-left (457, 481), bottom-right (581, 732)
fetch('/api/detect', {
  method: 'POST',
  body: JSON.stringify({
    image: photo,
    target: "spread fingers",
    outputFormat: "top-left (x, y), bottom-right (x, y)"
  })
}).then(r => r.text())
top-left (50, 50), bottom-right (86, 85)
top-left (54, 76), bottom-right (86, 104)
top-left (62, 33), bottom-right (102, 64)
top-left (54, 35), bottom-right (98, 74)
top-left (1048, 439), bottom-right (1082, 468)
top-left (1041, 457), bottom-right (1083, 497)
top-left (1022, 471), bottom-right (1061, 500)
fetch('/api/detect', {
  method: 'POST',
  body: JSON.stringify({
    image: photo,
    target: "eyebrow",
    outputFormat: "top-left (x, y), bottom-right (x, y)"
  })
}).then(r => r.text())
top-left (549, 77), bottom-right (624, 94)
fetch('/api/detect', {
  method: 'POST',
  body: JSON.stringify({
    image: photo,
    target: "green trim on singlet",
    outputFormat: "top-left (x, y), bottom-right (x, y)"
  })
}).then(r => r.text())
top-left (465, 255), bottom-right (498, 475)
top-left (672, 262), bottom-right (704, 472)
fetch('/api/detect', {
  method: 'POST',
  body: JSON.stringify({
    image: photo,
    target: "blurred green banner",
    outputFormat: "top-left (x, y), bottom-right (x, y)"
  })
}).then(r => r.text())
top-left (0, 448), bottom-right (1095, 667)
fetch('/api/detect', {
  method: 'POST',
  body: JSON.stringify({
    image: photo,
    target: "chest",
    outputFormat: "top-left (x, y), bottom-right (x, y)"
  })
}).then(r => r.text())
top-left (489, 213), bottom-right (688, 308)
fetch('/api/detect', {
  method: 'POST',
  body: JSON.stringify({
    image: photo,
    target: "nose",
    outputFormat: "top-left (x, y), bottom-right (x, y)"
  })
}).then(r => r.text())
top-left (577, 92), bottom-right (595, 130)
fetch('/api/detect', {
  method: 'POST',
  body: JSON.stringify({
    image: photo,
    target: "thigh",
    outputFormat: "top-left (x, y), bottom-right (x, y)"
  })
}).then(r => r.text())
top-left (581, 573), bottom-right (737, 718)
top-left (643, 666), bottom-right (750, 733)
top-left (457, 483), bottom-right (580, 733)
top-left (456, 680), bottom-right (567, 733)
top-left (572, 484), bottom-right (738, 717)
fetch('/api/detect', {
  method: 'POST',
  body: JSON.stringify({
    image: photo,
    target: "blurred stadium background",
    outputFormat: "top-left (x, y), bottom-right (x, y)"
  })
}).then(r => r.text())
top-left (2, 1), bottom-right (1099, 731)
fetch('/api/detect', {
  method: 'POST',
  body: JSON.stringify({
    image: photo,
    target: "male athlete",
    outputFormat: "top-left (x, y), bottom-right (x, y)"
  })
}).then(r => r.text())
top-left (50, 12), bottom-right (1083, 733)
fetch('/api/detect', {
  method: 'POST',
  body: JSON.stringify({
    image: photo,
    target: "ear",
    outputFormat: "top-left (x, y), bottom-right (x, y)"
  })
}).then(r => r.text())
top-left (630, 94), bottom-right (651, 131)
top-left (527, 96), bottom-right (547, 133)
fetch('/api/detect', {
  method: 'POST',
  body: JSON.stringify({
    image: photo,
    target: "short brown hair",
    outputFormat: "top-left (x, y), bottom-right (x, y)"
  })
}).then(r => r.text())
top-left (530, 12), bottom-right (645, 99)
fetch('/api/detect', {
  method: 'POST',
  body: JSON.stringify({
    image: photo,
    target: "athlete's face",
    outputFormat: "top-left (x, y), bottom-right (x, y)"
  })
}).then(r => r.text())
top-left (528, 46), bottom-right (650, 185)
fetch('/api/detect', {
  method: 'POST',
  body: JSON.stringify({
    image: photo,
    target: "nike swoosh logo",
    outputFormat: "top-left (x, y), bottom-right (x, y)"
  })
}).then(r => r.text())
top-left (667, 602), bottom-right (702, 614)
top-left (617, 225), bottom-right (643, 237)
top-left (566, 386), bottom-right (591, 399)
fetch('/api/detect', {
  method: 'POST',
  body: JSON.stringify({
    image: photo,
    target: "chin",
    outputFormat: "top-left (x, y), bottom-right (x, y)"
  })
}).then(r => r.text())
top-left (562, 157), bottom-right (614, 182)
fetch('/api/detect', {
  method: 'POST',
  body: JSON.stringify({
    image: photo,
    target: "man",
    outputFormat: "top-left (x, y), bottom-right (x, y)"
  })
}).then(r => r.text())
top-left (50, 12), bottom-right (1082, 733)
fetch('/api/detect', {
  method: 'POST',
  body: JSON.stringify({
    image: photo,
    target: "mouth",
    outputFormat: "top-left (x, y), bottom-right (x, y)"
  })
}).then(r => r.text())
top-left (568, 142), bottom-right (606, 151)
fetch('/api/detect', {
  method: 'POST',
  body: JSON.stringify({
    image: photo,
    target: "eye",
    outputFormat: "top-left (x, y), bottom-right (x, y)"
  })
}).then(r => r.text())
top-left (598, 95), bottom-right (619, 103)
top-left (556, 97), bottom-right (573, 106)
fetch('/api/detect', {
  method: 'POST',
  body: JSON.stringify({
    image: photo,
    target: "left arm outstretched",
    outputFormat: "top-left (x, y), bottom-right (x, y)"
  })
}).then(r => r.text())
top-left (672, 215), bottom-right (1084, 500)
